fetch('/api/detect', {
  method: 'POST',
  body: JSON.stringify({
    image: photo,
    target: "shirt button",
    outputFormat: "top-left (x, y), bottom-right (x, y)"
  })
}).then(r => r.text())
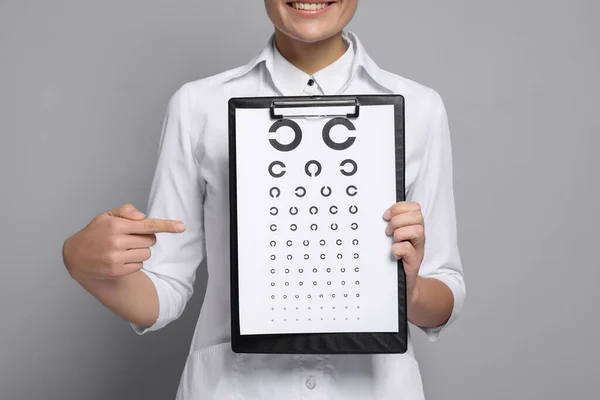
top-left (305, 376), bottom-right (317, 390)
top-left (307, 78), bottom-right (315, 86)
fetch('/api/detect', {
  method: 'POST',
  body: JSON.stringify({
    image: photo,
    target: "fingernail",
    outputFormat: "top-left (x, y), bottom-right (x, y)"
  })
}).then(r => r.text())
top-left (175, 223), bottom-right (186, 232)
top-left (137, 212), bottom-right (146, 218)
top-left (383, 209), bottom-right (391, 220)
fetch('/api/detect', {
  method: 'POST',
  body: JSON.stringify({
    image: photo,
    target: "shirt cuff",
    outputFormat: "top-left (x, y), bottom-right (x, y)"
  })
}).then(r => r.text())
top-left (418, 273), bottom-right (466, 342)
top-left (130, 269), bottom-right (173, 335)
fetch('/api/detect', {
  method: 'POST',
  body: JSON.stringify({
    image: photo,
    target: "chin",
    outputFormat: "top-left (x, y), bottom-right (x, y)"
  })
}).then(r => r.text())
top-left (266, 0), bottom-right (357, 43)
top-left (285, 25), bottom-right (340, 43)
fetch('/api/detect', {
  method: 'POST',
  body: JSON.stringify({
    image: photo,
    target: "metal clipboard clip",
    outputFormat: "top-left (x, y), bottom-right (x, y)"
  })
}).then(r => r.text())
top-left (270, 97), bottom-right (360, 119)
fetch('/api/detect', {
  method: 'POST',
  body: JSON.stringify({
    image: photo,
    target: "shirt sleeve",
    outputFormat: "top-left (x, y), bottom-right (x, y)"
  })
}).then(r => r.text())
top-left (407, 90), bottom-right (466, 342)
top-left (131, 84), bottom-right (207, 334)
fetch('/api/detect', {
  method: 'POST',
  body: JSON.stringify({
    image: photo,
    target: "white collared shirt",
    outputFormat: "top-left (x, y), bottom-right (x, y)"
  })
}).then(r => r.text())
top-left (133, 30), bottom-right (465, 400)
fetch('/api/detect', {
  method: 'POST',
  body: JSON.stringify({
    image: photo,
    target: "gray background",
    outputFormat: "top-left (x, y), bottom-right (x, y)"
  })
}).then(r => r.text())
top-left (1, 0), bottom-right (598, 399)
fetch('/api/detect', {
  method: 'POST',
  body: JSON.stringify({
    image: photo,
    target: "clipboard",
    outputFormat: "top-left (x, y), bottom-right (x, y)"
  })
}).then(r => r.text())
top-left (228, 95), bottom-right (407, 354)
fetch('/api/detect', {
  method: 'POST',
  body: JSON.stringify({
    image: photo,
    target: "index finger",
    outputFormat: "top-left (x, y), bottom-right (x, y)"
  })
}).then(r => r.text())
top-left (127, 218), bottom-right (186, 234)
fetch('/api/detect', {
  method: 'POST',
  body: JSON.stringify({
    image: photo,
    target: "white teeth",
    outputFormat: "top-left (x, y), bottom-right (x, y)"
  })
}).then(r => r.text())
top-left (292, 2), bottom-right (329, 11)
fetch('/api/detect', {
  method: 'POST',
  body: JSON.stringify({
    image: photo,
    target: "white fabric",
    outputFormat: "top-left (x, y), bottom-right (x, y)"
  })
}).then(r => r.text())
top-left (132, 30), bottom-right (465, 400)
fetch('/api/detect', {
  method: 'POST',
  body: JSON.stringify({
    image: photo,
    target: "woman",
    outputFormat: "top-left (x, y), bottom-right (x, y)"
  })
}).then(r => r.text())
top-left (62, 1), bottom-right (465, 398)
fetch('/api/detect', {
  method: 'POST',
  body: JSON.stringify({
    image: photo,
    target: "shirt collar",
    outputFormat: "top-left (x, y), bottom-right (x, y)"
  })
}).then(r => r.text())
top-left (225, 30), bottom-right (394, 94)
top-left (271, 35), bottom-right (354, 95)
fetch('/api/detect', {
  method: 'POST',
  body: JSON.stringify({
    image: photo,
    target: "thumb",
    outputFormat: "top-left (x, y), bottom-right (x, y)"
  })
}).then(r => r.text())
top-left (107, 203), bottom-right (146, 221)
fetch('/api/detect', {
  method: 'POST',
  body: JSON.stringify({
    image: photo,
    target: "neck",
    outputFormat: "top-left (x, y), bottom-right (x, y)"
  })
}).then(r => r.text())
top-left (274, 29), bottom-right (346, 75)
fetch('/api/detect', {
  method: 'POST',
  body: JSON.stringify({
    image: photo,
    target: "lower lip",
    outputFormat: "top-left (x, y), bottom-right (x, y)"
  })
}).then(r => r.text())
top-left (287, 2), bottom-right (335, 17)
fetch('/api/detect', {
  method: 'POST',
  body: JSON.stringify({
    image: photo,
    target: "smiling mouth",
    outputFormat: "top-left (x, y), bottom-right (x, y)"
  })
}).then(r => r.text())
top-left (286, 2), bottom-right (335, 11)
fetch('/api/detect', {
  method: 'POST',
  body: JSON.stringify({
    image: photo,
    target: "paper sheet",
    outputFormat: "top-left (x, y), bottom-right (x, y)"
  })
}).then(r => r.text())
top-left (234, 104), bottom-right (399, 335)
